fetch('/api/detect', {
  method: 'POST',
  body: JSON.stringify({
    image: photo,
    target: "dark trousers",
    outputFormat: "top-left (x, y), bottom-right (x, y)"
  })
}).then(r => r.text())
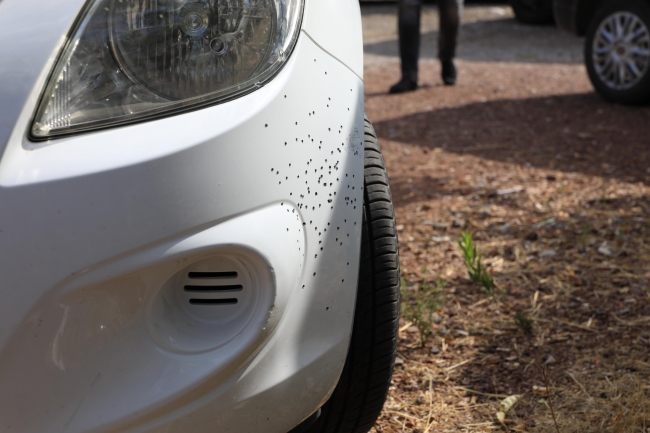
top-left (398, 0), bottom-right (463, 81)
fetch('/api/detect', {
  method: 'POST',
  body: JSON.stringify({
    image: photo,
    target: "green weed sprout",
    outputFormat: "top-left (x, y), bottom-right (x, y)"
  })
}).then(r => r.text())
top-left (514, 312), bottom-right (533, 334)
top-left (457, 231), bottom-right (496, 295)
top-left (400, 268), bottom-right (445, 347)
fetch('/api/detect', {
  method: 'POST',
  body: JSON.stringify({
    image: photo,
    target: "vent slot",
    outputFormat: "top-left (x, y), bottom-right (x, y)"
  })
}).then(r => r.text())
top-left (189, 298), bottom-right (239, 305)
top-left (188, 271), bottom-right (238, 279)
top-left (184, 285), bottom-right (243, 292)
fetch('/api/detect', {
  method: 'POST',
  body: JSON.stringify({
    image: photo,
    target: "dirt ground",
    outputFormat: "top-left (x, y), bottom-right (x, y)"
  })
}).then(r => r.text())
top-left (362, 4), bottom-right (650, 433)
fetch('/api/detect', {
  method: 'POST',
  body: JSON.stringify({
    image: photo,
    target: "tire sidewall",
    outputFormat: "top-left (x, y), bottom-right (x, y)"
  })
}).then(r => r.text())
top-left (585, 0), bottom-right (650, 104)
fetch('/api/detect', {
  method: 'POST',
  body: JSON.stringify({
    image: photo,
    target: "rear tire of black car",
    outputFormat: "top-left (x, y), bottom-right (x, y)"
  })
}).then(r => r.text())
top-left (303, 115), bottom-right (400, 433)
top-left (585, 0), bottom-right (650, 105)
top-left (510, 0), bottom-right (554, 24)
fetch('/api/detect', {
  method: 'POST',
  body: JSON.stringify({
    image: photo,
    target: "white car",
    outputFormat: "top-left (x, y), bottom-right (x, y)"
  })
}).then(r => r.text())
top-left (0, 0), bottom-right (400, 432)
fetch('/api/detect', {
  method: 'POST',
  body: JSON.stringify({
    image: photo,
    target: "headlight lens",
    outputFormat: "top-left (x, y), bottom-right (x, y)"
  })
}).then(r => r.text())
top-left (32, 0), bottom-right (304, 138)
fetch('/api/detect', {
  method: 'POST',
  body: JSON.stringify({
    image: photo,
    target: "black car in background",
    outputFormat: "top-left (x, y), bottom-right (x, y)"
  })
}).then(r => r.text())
top-left (554, 0), bottom-right (650, 104)
top-left (510, 0), bottom-right (554, 24)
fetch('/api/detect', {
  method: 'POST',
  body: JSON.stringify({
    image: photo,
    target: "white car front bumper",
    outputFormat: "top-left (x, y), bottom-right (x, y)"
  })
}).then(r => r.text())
top-left (0, 0), bottom-right (365, 431)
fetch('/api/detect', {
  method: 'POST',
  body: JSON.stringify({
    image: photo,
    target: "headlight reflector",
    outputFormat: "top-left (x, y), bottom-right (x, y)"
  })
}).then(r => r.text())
top-left (32, 0), bottom-right (304, 138)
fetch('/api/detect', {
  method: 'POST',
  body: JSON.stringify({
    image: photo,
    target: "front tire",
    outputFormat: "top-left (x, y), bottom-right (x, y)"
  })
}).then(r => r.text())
top-left (304, 116), bottom-right (400, 433)
top-left (585, 0), bottom-right (650, 104)
top-left (510, 0), bottom-right (554, 24)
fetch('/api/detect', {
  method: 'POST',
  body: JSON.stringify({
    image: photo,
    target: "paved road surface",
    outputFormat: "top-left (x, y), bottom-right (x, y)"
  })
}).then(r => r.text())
top-left (362, 3), bottom-right (584, 69)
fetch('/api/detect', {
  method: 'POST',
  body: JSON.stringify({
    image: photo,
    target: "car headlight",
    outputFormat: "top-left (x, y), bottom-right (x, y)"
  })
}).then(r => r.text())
top-left (31, 0), bottom-right (304, 139)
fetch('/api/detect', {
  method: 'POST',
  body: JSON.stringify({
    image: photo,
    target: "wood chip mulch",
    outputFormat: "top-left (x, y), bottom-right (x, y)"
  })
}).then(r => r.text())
top-left (365, 59), bottom-right (650, 433)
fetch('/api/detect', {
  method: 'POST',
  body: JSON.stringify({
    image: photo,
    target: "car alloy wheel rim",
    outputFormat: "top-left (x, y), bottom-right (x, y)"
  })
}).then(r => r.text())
top-left (592, 12), bottom-right (650, 90)
top-left (592, 11), bottom-right (650, 90)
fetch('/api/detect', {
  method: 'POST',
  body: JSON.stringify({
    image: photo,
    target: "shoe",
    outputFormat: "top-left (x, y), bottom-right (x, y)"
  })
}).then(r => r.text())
top-left (441, 60), bottom-right (457, 85)
top-left (389, 77), bottom-right (417, 94)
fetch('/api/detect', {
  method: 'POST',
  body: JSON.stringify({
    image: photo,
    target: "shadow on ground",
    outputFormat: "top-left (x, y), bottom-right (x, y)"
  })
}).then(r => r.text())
top-left (374, 93), bottom-right (650, 200)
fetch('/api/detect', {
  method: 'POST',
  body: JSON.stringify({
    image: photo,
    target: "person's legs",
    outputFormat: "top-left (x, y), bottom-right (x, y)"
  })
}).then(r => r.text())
top-left (390, 0), bottom-right (421, 93)
top-left (399, 0), bottom-right (422, 82)
top-left (438, 0), bottom-right (463, 84)
top-left (438, 0), bottom-right (462, 62)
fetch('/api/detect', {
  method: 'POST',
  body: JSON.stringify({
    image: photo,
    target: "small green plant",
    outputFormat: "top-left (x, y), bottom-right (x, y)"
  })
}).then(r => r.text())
top-left (457, 231), bottom-right (496, 295)
top-left (400, 268), bottom-right (445, 346)
top-left (599, 194), bottom-right (608, 205)
top-left (514, 312), bottom-right (533, 334)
